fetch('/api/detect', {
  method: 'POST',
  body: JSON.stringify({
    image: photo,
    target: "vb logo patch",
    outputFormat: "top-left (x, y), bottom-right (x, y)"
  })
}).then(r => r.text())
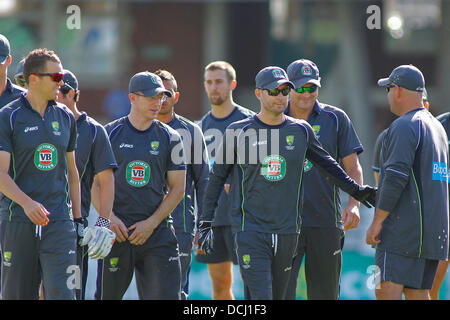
top-left (301, 65), bottom-right (312, 76)
top-left (126, 160), bottom-right (150, 187)
top-left (303, 159), bottom-right (313, 172)
top-left (261, 155), bottom-right (286, 181)
top-left (34, 143), bottom-right (58, 171)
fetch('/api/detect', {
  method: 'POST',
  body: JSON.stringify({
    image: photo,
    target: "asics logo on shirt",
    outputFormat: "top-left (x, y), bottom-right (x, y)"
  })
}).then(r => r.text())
top-left (119, 143), bottom-right (134, 148)
top-left (252, 140), bottom-right (267, 147)
top-left (24, 126), bottom-right (39, 133)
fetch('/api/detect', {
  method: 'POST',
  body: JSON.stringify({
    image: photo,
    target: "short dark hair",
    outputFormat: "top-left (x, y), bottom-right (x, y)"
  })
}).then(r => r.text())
top-left (154, 69), bottom-right (178, 92)
top-left (23, 48), bottom-right (61, 84)
top-left (204, 61), bottom-right (236, 83)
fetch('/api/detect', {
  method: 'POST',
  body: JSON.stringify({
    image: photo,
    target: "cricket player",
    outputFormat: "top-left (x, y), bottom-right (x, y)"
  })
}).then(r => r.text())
top-left (195, 61), bottom-right (254, 300)
top-left (0, 48), bottom-right (81, 299)
top-left (14, 58), bottom-right (26, 89)
top-left (56, 69), bottom-right (117, 300)
top-left (96, 71), bottom-right (186, 300)
top-left (367, 65), bottom-right (449, 300)
top-left (199, 66), bottom-right (377, 300)
top-left (0, 34), bottom-right (25, 108)
top-left (285, 59), bottom-right (364, 300)
top-left (430, 110), bottom-right (450, 300)
top-left (155, 69), bottom-right (210, 300)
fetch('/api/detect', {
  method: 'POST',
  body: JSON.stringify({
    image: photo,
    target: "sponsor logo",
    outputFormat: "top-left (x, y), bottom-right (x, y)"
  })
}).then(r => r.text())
top-left (286, 135), bottom-right (295, 150)
top-left (169, 256), bottom-right (180, 262)
top-left (34, 143), bottom-right (58, 171)
top-left (150, 141), bottom-right (159, 155)
top-left (119, 143), bottom-right (134, 149)
top-left (3, 251), bottom-right (11, 267)
top-left (303, 159), bottom-right (313, 172)
top-left (261, 155), bottom-right (286, 181)
top-left (126, 160), bottom-right (150, 187)
top-left (24, 126), bottom-right (38, 133)
top-left (432, 162), bottom-right (448, 182)
top-left (272, 69), bottom-right (283, 78)
top-left (301, 65), bottom-right (312, 76)
top-left (252, 140), bottom-right (267, 147)
top-left (109, 257), bottom-right (119, 272)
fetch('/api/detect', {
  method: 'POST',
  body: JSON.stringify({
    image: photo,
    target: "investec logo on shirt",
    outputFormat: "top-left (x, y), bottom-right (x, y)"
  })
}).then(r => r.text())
top-left (34, 143), bottom-right (58, 171)
top-left (432, 162), bottom-right (449, 182)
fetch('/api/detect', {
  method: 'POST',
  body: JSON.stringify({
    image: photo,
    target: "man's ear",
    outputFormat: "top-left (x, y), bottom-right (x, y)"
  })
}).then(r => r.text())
top-left (174, 92), bottom-right (180, 104)
top-left (231, 80), bottom-right (237, 91)
top-left (254, 88), bottom-right (261, 100)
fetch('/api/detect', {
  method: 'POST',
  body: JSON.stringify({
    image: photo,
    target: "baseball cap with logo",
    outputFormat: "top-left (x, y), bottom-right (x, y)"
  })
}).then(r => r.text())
top-left (377, 65), bottom-right (425, 92)
top-left (61, 69), bottom-right (78, 91)
top-left (255, 66), bottom-right (294, 90)
top-left (286, 59), bottom-right (321, 89)
top-left (129, 71), bottom-right (172, 98)
top-left (0, 34), bottom-right (11, 64)
top-left (14, 58), bottom-right (25, 78)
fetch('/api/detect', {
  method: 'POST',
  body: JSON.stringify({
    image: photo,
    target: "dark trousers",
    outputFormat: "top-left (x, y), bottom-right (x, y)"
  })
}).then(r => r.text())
top-left (96, 223), bottom-right (181, 300)
top-left (286, 227), bottom-right (344, 300)
top-left (235, 231), bottom-right (298, 300)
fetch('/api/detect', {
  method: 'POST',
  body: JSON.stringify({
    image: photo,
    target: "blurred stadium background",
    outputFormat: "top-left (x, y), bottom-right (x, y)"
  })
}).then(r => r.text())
top-left (1, 0), bottom-right (449, 299)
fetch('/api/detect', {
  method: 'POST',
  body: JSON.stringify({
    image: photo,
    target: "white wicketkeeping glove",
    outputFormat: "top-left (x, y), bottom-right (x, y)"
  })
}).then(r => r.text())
top-left (81, 225), bottom-right (116, 260)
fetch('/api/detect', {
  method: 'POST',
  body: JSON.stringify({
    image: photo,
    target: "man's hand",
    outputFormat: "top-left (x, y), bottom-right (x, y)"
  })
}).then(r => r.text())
top-left (81, 225), bottom-right (116, 260)
top-left (110, 213), bottom-right (129, 243)
top-left (351, 185), bottom-right (377, 208)
top-left (197, 221), bottom-right (214, 255)
top-left (23, 199), bottom-right (50, 226)
top-left (342, 205), bottom-right (360, 231)
top-left (128, 219), bottom-right (156, 246)
top-left (366, 221), bottom-right (382, 245)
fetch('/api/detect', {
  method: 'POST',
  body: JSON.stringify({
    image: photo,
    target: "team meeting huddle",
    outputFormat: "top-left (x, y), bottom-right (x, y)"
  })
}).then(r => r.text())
top-left (0, 33), bottom-right (448, 300)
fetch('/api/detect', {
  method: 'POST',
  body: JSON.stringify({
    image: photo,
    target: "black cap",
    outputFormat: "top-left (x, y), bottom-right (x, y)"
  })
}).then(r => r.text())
top-left (61, 69), bottom-right (78, 91)
top-left (255, 66), bottom-right (294, 90)
top-left (286, 59), bottom-right (321, 88)
top-left (129, 71), bottom-right (172, 97)
top-left (377, 65), bottom-right (425, 92)
top-left (0, 34), bottom-right (10, 64)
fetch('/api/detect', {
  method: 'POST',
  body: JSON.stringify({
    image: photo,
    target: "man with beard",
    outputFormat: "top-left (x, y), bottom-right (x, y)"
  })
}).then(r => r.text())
top-left (194, 61), bottom-right (254, 300)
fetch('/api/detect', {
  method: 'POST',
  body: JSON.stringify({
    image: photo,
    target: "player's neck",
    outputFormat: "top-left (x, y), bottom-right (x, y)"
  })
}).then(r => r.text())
top-left (0, 75), bottom-right (7, 96)
top-left (211, 99), bottom-right (235, 119)
top-left (257, 111), bottom-right (286, 126)
top-left (128, 111), bottom-right (154, 131)
top-left (68, 103), bottom-right (83, 120)
top-left (289, 104), bottom-right (312, 121)
top-left (157, 111), bottom-right (175, 124)
top-left (25, 90), bottom-right (50, 118)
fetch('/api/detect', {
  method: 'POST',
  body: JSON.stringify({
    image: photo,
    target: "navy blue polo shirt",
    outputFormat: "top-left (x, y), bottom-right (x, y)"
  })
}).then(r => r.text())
top-left (104, 117), bottom-right (186, 228)
top-left (0, 78), bottom-right (25, 109)
top-left (198, 105), bottom-right (255, 227)
top-left (75, 112), bottom-right (118, 218)
top-left (0, 95), bottom-right (77, 222)
top-left (167, 113), bottom-right (210, 236)
top-left (286, 101), bottom-right (363, 229)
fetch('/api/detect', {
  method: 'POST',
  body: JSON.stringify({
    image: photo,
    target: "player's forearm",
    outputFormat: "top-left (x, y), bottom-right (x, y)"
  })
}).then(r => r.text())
top-left (0, 171), bottom-right (34, 208)
top-left (146, 183), bottom-right (185, 229)
top-left (345, 162), bottom-right (363, 208)
top-left (95, 169), bottom-right (115, 220)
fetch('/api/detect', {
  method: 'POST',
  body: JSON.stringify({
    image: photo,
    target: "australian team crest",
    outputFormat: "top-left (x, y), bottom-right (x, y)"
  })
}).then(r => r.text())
top-left (312, 125), bottom-right (320, 138)
top-left (150, 141), bottom-right (159, 155)
top-left (51, 121), bottom-right (61, 136)
top-left (286, 135), bottom-right (295, 150)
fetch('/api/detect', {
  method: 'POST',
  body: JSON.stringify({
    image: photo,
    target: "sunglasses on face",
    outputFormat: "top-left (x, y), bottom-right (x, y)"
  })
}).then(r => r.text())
top-left (32, 72), bottom-right (64, 83)
top-left (295, 85), bottom-right (318, 94)
top-left (264, 87), bottom-right (291, 96)
top-left (386, 84), bottom-right (395, 93)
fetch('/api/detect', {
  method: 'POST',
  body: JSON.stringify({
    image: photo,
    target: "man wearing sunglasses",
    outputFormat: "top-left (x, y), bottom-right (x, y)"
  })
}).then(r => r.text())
top-left (200, 66), bottom-right (376, 299)
top-left (367, 65), bottom-right (448, 300)
top-left (0, 34), bottom-right (25, 109)
top-left (284, 59), bottom-right (364, 300)
top-left (96, 71), bottom-right (186, 300)
top-left (55, 69), bottom-right (117, 300)
top-left (0, 48), bottom-right (82, 299)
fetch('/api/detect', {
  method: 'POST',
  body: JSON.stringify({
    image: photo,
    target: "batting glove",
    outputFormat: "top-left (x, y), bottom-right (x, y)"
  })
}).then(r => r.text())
top-left (81, 217), bottom-right (116, 260)
top-left (74, 217), bottom-right (87, 246)
top-left (197, 221), bottom-right (214, 254)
